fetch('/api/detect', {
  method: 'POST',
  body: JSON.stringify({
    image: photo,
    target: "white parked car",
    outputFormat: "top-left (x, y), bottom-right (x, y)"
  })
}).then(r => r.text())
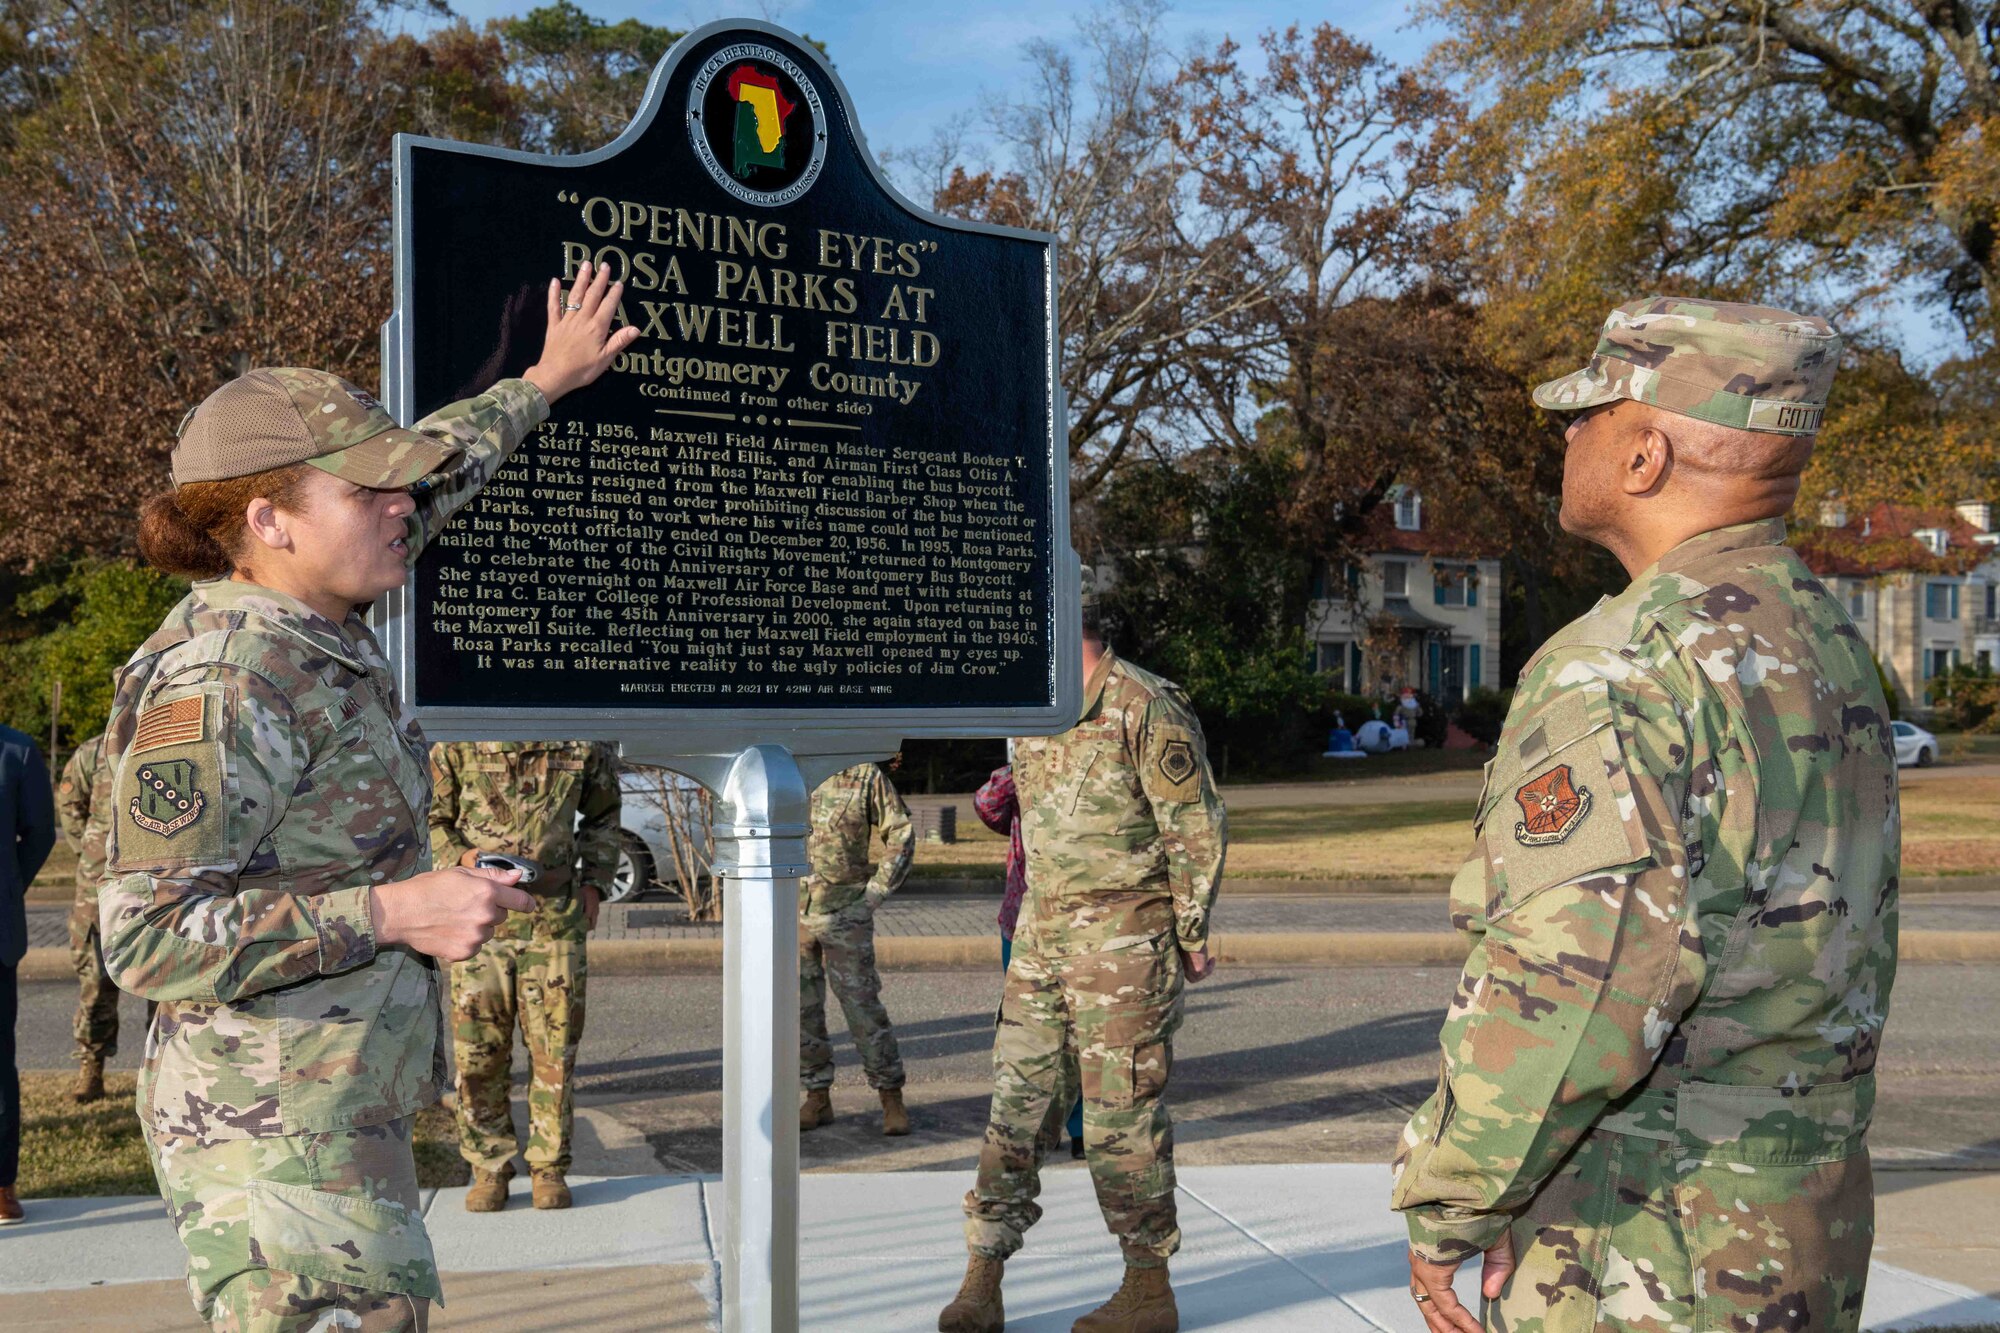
top-left (609, 767), bottom-right (714, 903)
top-left (1892, 720), bottom-right (1939, 768)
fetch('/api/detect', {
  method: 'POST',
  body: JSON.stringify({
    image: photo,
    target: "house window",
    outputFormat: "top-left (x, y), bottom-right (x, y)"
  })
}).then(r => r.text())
top-left (1317, 641), bottom-right (1349, 685)
top-left (1926, 581), bottom-right (1961, 621)
top-left (1847, 582), bottom-right (1866, 619)
top-left (1433, 564), bottom-right (1478, 608)
top-left (1926, 647), bottom-right (1961, 679)
top-left (1987, 584), bottom-right (1997, 620)
top-left (1916, 528), bottom-right (1950, 557)
top-left (1980, 650), bottom-right (1993, 673)
top-left (1380, 561), bottom-right (1408, 598)
top-left (1394, 491), bottom-right (1422, 531)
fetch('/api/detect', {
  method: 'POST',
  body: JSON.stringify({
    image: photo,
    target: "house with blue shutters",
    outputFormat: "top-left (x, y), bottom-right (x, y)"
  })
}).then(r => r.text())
top-left (1304, 488), bottom-right (1502, 703)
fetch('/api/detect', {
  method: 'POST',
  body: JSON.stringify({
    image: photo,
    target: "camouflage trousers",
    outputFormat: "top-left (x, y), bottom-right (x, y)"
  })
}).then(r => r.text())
top-left (1489, 1119), bottom-right (1874, 1332)
top-left (799, 900), bottom-right (904, 1091)
top-left (963, 941), bottom-right (1184, 1267)
top-left (449, 930), bottom-right (587, 1175)
top-left (146, 1115), bottom-right (438, 1332)
top-left (68, 891), bottom-right (122, 1060)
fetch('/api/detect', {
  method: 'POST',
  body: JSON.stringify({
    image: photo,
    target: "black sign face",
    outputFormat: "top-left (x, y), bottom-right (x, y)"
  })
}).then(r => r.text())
top-left (390, 24), bottom-right (1061, 719)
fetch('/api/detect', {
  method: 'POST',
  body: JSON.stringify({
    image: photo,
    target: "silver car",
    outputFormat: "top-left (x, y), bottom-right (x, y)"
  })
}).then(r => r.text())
top-left (610, 766), bottom-right (715, 903)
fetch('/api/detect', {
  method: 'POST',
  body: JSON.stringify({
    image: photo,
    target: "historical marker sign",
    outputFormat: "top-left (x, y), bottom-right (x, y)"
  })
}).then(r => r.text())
top-left (380, 21), bottom-right (1075, 741)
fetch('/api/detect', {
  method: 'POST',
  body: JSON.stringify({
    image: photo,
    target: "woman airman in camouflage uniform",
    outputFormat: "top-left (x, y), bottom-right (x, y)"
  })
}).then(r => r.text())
top-left (99, 264), bottom-right (636, 1331)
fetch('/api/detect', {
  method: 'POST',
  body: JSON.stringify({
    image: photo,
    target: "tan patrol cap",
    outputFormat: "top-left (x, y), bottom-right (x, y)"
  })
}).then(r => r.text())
top-left (1533, 296), bottom-right (1841, 436)
top-left (172, 368), bottom-right (461, 487)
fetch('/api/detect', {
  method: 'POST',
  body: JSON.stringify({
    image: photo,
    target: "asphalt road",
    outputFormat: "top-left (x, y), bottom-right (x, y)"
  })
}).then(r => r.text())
top-left (19, 962), bottom-right (1998, 1177)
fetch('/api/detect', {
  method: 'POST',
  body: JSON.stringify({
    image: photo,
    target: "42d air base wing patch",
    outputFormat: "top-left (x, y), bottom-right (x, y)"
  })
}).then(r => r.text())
top-left (1514, 764), bottom-right (1592, 846)
top-left (129, 757), bottom-right (207, 838)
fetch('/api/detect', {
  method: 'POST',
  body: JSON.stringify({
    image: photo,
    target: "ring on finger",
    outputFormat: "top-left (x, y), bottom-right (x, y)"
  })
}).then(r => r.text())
top-left (1411, 1290), bottom-right (1432, 1304)
top-left (564, 302), bottom-right (583, 312)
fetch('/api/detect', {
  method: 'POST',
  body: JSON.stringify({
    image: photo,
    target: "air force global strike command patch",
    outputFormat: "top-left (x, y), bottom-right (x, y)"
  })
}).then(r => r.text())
top-left (1514, 764), bottom-right (1592, 846)
top-left (1142, 725), bottom-right (1206, 803)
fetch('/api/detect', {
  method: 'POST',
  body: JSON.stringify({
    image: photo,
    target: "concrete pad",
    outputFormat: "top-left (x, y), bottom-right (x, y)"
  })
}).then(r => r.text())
top-left (0, 1278), bottom-right (202, 1329)
top-left (792, 1161), bottom-right (1366, 1330)
top-left (0, 1195), bottom-right (187, 1291)
top-left (1877, 1168), bottom-right (2000, 1300)
top-left (1179, 1163), bottom-right (2000, 1333)
top-left (433, 1265), bottom-right (715, 1331)
top-left (427, 1174), bottom-right (713, 1272)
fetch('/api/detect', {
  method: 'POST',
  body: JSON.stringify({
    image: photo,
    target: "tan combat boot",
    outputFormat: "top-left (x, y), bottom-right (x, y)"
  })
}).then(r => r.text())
top-left (0, 1185), bottom-right (22, 1226)
top-left (936, 1254), bottom-right (1004, 1333)
top-left (464, 1165), bottom-right (513, 1213)
top-left (1071, 1263), bottom-right (1177, 1333)
top-left (800, 1088), bottom-right (833, 1131)
top-left (71, 1053), bottom-right (105, 1104)
top-left (531, 1169), bottom-right (572, 1210)
top-left (880, 1088), bottom-right (910, 1136)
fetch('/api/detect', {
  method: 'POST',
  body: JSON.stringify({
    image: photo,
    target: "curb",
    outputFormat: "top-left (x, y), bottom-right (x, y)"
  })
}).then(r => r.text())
top-left (20, 931), bottom-right (2000, 981)
top-left (902, 874), bottom-right (1999, 897)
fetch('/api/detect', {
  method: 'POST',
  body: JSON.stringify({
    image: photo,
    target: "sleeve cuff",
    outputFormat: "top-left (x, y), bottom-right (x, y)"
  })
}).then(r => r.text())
top-left (497, 377), bottom-right (550, 433)
top-left (1403, 1205), bottom-right (1513, 1263)
top-left (305, 885), bottom-right (379, 974)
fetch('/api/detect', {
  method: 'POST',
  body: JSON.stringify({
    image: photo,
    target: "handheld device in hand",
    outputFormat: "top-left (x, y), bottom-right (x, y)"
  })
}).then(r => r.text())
top-left (472, 852), bottom-right (540, 884)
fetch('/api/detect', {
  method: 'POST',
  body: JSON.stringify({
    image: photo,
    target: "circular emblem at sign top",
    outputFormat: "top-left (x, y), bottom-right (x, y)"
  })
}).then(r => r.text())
top-left (687, 43), bottom-right (827, 208)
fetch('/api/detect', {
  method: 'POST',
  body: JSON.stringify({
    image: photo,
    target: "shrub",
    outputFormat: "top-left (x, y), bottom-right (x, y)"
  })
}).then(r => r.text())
top-left (1454, 686), bottom-right (1512, 746)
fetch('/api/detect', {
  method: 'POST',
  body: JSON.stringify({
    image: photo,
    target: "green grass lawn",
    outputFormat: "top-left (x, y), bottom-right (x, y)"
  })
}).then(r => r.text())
top-left (14, 1072), bottom-right (468, 1200)
top-left (912, 774), bottom-right (2000, 881)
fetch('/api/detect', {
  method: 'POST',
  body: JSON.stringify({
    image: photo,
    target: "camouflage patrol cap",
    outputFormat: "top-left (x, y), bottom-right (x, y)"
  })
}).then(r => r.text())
top-left (172, 368), bottom-right (461, 487)
top-left (1533, 296), bottom-right (1841, 436)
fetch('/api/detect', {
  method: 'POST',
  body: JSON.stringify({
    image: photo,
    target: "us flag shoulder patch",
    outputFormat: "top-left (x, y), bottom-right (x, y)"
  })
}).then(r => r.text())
top-left (131, 696), bottom-right (207, 755)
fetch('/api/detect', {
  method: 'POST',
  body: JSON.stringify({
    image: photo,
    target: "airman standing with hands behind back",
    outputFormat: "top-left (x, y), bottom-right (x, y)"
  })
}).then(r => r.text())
top-left (429, 739), bottom-right (620, 1213)
top-left (1391, 298), bottom-right (1897, 1333)
top-left (99, 262), bottom-right (638, 1331)
top-left (798, 757), bottom-right (915, 1137)
top-left (943, 573), bottom-right (1227, 1333)
top-left (54, 730), bottom-right (132, 1103)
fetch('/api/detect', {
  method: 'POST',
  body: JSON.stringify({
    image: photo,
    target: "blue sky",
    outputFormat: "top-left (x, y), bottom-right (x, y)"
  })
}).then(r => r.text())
top-left (420, 1), bottom-right (1439, 155)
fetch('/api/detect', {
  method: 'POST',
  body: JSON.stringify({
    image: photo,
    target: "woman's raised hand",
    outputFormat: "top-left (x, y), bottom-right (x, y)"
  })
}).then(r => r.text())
top-left (522, 261), bottom-right (642, 404)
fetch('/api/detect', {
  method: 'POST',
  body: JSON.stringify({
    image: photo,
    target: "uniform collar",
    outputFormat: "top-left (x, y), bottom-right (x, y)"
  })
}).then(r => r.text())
top-left (1647, 518), bottom-right (1789, 579)
top-left (1080, 647), bottom-right (1118, 721)
top-left (190, 577), bottom-right (372, 673)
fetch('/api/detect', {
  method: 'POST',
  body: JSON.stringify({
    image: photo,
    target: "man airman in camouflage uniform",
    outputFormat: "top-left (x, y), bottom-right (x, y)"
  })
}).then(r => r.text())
top-left (941, 584), bottom-right (1227, 1333)
top-left (1392, 298), bottom-right (1896, 1333)
top-left (429, 740), bottom-right (620, 1212)
top-left (55, 731), bottom-right (124, 1102)
top-left (798, 761), bottom-right (915, 1136)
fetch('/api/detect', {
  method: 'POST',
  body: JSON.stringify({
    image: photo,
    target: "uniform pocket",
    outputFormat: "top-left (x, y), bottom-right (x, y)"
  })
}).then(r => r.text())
top-left (1087, 981), bottom-right (1183, 1111)
top-left (247, 1178), bottom-right (441, 1301)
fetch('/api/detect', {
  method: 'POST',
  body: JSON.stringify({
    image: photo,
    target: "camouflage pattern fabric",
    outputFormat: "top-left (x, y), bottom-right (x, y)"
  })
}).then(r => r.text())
top-left (964, 942), bottom-right (1183, 1267)
top-left (175, 366), bottom-right (466, 489)
top-left (798, 763), bottom-right (912, 1090)
top-left (97, 378), bottom-right (546, 1325)
top-left (447, 922), bottom-right (588, 1174)
top-left (798, 762), bottom-right (912, 915)
top-left (1391, 519), bottom-right (1899, 1332)
top-left (147, 1114), bottom-right (437, 1330)
top-left (429, 741), bottom-right (617, 1174)
top-left (963, 650), bottom-right (1226, 1266)
top-left (799, 901), bottom-right (903, 1092)
top-left (1009, 650), bottom-right (1227, 958)
top-left (58, 734), bottom-right (125, 1059)
top-left (1533, 297), bottom-right (1841, 436)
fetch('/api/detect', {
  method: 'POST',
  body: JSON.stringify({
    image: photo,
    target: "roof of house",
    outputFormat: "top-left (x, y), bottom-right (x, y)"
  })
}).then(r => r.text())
top-left (1793, 503), bottom-right (1987, 578)
top-left (1361, 503), bottom-right (1506, 560)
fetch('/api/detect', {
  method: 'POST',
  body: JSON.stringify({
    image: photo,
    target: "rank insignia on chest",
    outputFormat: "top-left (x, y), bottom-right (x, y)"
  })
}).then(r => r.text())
top-left (130, 759), bottom-right (207, 838)
top-left (1158, 739), bottom-right (1197, 785)
top-left (1513, 764), bottom-right (1591, 846)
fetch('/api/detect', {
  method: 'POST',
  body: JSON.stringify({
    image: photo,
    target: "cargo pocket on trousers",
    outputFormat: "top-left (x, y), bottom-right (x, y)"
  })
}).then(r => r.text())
top-left (247, 1179), bottom-right (443, 1303)
top-left (1094, 1003), bottom-right (1178, 1112)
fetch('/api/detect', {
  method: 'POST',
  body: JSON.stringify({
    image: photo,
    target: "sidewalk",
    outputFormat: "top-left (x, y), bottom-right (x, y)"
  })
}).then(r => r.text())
top-left (2, 1166), bottom-right (1995, 1331)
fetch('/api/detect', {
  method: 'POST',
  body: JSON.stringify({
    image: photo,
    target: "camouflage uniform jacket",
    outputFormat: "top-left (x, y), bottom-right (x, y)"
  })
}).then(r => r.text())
top-left (57, 732), bottom-right (113, 896)
top-left (799, 763), bottom-right (913, 915)
top-left (1011, 649), bottom-right (1227, 957)
top-left (428, 739), bottom-right (621, 942)
top-left (1391, 520), bottom-right (1900, 1258)
top-left (98, 378), bottom-right (548, 1141)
